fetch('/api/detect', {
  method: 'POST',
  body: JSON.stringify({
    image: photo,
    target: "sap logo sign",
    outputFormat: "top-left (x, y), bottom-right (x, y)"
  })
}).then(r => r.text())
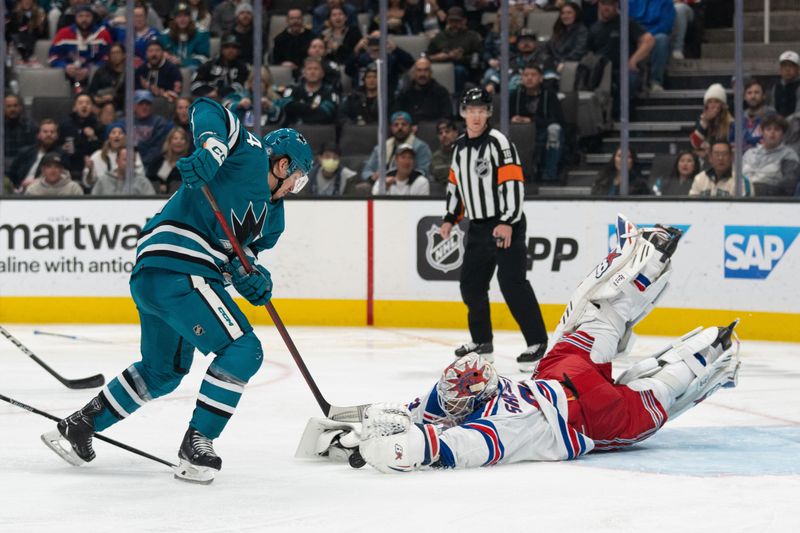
top-left (607, 224), bottom-right (691, 251)
top-left (724, 226), bottom-right (800, 279)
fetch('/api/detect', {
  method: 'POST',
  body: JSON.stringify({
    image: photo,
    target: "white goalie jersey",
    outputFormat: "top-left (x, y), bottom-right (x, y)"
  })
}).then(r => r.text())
top-left (407, 376), bottom-right (594, 468)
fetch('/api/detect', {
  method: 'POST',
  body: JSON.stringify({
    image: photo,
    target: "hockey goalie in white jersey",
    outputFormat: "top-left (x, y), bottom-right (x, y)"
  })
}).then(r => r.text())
top-left (297, 215), bottom-right (742, 472)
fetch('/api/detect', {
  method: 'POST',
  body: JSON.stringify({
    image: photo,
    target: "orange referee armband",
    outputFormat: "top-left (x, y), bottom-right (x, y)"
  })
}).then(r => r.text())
top-left (497, 164), bottom-right (524, 184)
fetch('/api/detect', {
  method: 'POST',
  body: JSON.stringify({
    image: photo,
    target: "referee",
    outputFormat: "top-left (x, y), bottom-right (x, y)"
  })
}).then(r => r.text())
top-left (440, 88), bottom-right (548, 371)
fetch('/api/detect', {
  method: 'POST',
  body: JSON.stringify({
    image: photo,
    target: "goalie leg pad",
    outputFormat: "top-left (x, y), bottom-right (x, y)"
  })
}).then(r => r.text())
top-left (551, 215), bottom-right (681, 364)
top-left (624, 321), bottom-right (741, 418)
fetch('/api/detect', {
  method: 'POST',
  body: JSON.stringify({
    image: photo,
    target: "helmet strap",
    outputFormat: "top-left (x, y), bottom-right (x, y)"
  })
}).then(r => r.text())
top-left (269, 156), bottom-right (290, 194)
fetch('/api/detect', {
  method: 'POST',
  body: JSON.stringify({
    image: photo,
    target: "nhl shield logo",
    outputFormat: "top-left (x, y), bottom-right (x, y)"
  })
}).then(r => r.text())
top-left (425, 223), bottom-right (465, 274)
top-left (417, 216), bottom-right (469, 280)
top-left (474, 158), bottom-right (491, 179)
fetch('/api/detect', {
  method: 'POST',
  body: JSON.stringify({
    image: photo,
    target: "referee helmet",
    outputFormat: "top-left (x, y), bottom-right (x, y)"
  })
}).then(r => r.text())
top-left (459, 88), bottom-right (493, 117)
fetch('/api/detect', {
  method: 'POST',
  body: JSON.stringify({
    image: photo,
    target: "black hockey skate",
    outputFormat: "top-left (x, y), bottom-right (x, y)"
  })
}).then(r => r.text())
top-left (643, 224), bottom-right (683, 261)
top-left (516, 343), bottom-right (547, 373)
top-left (454, 341), bottom-right (493, 361)
top-left (175, 427), bottom-right (222, 484)
top-left (41, 396), bottom-right (103, 466)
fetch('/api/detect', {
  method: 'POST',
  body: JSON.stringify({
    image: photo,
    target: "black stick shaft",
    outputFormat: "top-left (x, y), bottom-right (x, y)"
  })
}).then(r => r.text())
top-left (0, 325), bottom-right (105, 389)
top-left (200, 186), bottom-right (333, 416)
top-left (0, 393), bottom-right (176, 468)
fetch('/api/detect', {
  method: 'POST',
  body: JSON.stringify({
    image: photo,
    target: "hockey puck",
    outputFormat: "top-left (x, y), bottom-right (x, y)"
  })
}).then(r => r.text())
top-left (348, 450), bottom-right (366, 469)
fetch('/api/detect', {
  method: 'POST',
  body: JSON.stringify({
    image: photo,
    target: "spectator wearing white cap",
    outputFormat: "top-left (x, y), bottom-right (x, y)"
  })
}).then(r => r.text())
top-left (770, 51), bottom-right (800, 117)
top-left (371, 143), bottom-right (430, 196)
top-left (690, 82), bottom-right (734, 159)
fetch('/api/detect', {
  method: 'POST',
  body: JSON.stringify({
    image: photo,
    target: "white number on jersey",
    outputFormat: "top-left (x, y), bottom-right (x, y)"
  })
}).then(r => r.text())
top-left (246, 131), bottom-right (262, 149)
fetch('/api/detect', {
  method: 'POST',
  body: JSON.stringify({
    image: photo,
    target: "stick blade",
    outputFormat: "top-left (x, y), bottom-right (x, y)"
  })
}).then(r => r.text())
top-left (327, 403), bottom-right (371, 423)
top-left (65, 373), bottom-right (106, 389)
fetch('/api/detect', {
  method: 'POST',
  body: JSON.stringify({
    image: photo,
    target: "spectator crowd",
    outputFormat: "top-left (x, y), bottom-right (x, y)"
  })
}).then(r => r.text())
top-left (2, 0), bottom-right (798, 197)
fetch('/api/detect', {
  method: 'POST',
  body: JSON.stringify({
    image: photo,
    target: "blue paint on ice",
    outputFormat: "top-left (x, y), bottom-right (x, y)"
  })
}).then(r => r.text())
top-left (579, 426), bottom-right (800, 476)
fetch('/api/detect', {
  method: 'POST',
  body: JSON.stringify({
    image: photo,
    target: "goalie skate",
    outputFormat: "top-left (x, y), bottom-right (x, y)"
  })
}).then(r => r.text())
top-left (665, 320), bottom-right (741, 419)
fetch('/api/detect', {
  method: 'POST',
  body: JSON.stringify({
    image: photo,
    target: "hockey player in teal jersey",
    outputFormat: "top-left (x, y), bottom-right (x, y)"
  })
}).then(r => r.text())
top-left (42, 97), bottom-right (313, 484)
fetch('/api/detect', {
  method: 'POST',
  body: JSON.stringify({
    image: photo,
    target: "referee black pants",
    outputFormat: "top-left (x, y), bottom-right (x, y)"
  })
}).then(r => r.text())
top-left (459, 215), bottom-right (548, 347)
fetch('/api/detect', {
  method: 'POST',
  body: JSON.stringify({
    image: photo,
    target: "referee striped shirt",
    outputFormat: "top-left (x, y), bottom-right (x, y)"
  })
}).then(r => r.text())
top-left (443, 128), bottom-right (525, 225)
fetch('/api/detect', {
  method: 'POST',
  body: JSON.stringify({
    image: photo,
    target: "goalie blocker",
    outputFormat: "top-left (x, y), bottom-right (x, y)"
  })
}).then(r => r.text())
top-left (305, 214), bottom-right (742, 473)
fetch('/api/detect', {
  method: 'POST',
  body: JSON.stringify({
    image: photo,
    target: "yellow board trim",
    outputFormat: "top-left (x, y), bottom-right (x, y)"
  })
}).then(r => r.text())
top-left (0, 297), bottom-right (797, 342)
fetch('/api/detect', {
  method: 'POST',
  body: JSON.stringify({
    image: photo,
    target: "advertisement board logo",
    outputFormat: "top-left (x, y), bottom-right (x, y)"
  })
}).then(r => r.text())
top-left (724, 226), bottom-right (800, 279)
top-left (417, 217), bottom-right (467, 280)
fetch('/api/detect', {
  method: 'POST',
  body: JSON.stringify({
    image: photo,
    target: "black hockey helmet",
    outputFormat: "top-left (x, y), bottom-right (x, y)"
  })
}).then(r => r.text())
top-left (459, 88), bottom-right (493, 116)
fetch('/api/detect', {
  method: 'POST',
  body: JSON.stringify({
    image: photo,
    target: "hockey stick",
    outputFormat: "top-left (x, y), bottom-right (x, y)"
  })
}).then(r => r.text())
top-left (0, 393), bottom-right (176, 469)
top-left (201, 185), bottom-right (369, 422)
top-left (34, 330), bottom-right (113, 344)
top-left (0, 326), bottom-right (106, 389)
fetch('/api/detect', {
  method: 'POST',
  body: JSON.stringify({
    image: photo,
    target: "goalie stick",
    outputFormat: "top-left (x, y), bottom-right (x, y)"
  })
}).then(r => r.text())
top-left (201, 186), bottom-right (369, 423)
top-left (0, 326), bottom-right (106, 390)
top-left (0, 393), bottom-right (176, 469)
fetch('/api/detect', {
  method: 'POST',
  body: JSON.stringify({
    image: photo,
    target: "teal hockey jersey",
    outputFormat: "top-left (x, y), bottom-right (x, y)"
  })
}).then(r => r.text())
top-left (133, 97), bottom-right (284, 281)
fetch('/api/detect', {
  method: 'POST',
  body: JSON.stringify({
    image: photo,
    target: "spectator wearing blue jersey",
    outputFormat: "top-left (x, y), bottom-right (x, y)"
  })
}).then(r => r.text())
top-left (128, 3), bottom-right (161, 68)
top-left (629, 0), bottom-right (675, 92)
top-left (49, 5), bottom-right (114, 91)
top-left (160, 2), bottom-right (210, 70)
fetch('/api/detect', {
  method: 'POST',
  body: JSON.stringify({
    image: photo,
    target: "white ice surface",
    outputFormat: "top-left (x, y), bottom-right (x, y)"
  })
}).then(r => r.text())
top-left (1, 325), bottom-right (799, 533)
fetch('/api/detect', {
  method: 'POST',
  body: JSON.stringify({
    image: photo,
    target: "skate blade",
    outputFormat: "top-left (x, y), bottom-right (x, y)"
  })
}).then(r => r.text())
top-left (173, 458), bottom-right (216, 485)
top-left (517, 361), bottom-right (539, 373)
top-left (40, 430), bottom-right (85, 467)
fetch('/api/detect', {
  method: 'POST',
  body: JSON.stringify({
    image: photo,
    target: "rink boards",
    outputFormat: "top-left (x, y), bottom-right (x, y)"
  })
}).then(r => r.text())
top-left (0, 198), bottom-right (798, 341)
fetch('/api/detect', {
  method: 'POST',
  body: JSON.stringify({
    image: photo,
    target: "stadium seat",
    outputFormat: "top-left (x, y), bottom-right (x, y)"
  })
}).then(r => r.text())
top-left (430, 63), bottom-right (455, 94)
top-left (30, 96), bottom-right (73, 124)
top-left (358, 13), bottom-right (370, 34)
top-left (15, 68), bottom-right (71, 103)
top-left (508, 123), bottom-right (537, 181)
top-left (339, 123), bottom-right (379, 156)
top-left (415, 121), bottom-right (440, 150)
top-left (180, 68), bottom-right (193, 96)
top-left (559, 61), bottom-right (580, 93)
top-left (209, 37), bottom-right (220, 60)
top-left (295, 124), bottom-right (338, 154)
top-left (576, 59), bottom-right (612, 137)
top-left (393, 35), bottom-right (430, 60)
top-left (526, 12), bottom-right (559, 40)
top-left (270, 65), bottom-right (295, 89)
top-left (34, 39), bottom-right (51, 65)
top-left (649, 153), bottom-right (678, 185)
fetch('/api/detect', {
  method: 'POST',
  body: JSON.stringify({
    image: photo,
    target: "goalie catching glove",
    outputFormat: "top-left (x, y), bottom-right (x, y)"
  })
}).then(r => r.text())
top-left (359, 403), bottom-right (443, 473)
top-left (224, 257), bottom-right (272, 306)
top-left (177, 136), bottom-right (229, 189)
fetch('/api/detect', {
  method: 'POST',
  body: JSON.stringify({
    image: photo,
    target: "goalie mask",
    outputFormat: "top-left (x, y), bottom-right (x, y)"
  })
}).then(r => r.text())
top-left (436, 353), bottom-right (499, 419)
